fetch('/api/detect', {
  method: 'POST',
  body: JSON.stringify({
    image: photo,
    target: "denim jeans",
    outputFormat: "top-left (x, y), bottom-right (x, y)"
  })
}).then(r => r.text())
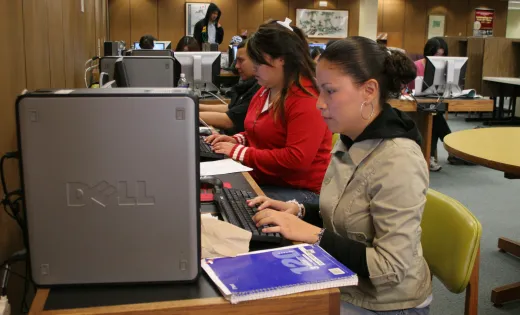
top-left (341, 301), bottom-right (430, 315)
top-left (259, 185), bottom-right (319, 204)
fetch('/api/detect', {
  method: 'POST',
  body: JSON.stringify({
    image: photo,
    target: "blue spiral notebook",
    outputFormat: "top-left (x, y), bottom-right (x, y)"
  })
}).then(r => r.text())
top-left (201, 244), bottom-right (358, 304)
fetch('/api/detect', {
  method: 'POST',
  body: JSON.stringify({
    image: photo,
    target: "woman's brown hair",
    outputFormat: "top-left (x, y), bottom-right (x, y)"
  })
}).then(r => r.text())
top-left (320, 37), bottom-right (417, 105)
top-left (247, 24), bottom-right (318, 123)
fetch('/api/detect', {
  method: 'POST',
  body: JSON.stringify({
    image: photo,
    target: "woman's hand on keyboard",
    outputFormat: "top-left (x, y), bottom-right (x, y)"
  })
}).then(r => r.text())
top-left (205, 134), bottom-right (237, 145)
top-left (212, 142), bottom-right (235, 157)
top-left (247, 196), bottom-right (299, 216)
top-left (253, 210), bottom-right (322, 243)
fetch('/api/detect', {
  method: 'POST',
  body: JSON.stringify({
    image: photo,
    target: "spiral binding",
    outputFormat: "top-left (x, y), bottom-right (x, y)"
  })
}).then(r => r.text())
top-left (230, 277), bottom-right (357, 304)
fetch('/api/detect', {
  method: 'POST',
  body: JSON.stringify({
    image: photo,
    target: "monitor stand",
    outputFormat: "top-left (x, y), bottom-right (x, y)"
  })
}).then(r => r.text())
top-left (442, 83), bottom-right (463, 98)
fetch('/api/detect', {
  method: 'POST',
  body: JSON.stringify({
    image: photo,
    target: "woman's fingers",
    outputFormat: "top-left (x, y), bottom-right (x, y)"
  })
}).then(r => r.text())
top-left (261, 225), bottom-right (282, 234)
top-left (247, 196), bottom-right (269, 207)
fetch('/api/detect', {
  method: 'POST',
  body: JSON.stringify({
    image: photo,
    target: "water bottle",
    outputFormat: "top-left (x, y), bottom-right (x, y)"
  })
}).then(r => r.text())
top-left (178, 73), bottom-right (189, 88)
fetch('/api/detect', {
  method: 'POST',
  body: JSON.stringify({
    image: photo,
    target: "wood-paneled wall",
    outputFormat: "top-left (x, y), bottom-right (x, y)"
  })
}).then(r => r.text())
top-left (108, 0), bottom-right (361, 49)
top-left (0, 0), bottom-right (108, 264)
top-left (378, 0), bottom-right (508, 54)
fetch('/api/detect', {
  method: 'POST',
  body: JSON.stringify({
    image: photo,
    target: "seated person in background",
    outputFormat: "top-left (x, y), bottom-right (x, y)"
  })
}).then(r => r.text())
top-left (139, 34), bottom-right (156, 49)
top-left (250, 37), bottom-right (432, 315)
top-left (207, 24), bottom-right (332, 204)
top-left (175, 36), bottom-right (199, 52)
top-left (412, 37), bottom-right (468, 171)
top-left (311, 47), bottom-right (324, 62)
top-left (199, 41), bottom-right (260, 135)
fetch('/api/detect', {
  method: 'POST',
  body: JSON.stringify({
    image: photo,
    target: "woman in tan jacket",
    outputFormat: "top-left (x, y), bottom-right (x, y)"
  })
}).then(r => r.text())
top-left (250, 36), bottom-right (432, 314)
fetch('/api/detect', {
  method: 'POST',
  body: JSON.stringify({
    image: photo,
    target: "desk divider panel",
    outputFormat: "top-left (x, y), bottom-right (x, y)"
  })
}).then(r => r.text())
top-left (482, 37), bottom-right (520, 96)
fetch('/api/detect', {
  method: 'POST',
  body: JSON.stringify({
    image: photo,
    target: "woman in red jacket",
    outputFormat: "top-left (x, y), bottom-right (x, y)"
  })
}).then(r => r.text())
top-left (207, 23), bottom-right (331, 204)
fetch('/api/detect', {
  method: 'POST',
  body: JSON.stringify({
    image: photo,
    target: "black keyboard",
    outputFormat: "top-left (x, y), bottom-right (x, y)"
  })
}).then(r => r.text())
top-left (200, 136), bottom-right (226, 160)
top-left (215, 188), bottom-right (282, 244)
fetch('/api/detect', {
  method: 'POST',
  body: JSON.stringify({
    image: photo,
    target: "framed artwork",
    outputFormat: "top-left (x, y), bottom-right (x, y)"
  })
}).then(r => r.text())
top-left (186, 3), bottom-right (210, 36)
top-left (296, 9), bottom-right (349, 38)
top-left (427, 15), bottom-right (446, 39)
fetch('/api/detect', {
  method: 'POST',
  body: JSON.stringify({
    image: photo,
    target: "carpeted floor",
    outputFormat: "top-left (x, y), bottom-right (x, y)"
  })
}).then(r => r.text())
top-left (428, 114), bottom-right (520, 315)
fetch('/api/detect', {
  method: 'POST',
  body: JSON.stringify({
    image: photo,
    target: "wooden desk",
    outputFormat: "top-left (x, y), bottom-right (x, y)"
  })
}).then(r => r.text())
top-left (29, 172), bottom-right (340, 315)
top-left (480, 77), bottom-right (520, 126)
top-left (388, 98), bottom-right (494, 119)
top-left (444, 128), bottom-right (520, 307)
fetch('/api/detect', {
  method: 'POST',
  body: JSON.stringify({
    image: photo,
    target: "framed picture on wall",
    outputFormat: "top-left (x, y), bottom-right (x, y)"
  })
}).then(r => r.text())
top-left (186, 3), bottom-right (210, 36)
top-left (427, 15), bottom-right (446, 39)
top-left (296, 9), bottom-right (349, 38)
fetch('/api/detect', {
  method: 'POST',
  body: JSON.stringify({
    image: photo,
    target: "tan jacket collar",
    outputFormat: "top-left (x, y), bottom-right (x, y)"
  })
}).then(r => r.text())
top-left (332, 137), bottom-right (383, 166)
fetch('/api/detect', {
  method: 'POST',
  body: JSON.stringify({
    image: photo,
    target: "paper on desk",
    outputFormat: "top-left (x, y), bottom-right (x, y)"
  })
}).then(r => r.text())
top-left (200, 159), bottom-right (253, 176)
top-left (201, 215), bottom-right (251, 258)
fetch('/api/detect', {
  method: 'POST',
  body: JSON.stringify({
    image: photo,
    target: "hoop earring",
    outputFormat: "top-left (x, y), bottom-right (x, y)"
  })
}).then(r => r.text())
top-left (360, 101), bottom-right (374, 121)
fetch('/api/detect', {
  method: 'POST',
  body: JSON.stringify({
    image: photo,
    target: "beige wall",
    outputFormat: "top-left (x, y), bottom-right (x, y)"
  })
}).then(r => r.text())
top-left (0, 0), bottom-right (108, 263)
top-left (506, 10), bottom-right (520, 39)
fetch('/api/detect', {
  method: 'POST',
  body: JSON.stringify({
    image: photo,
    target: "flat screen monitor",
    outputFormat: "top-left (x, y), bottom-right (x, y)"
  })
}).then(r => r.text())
top-left (114, 58), bottom-right (130, 87)
top-left (130, 49), bottom-right (173, 57)
top-left (309, 43), bottom-right (326, 54)
top-left (228, 45), bottom-right (238, 67)
top-left (99, 56), bottom-right (175, 88)
top-left (134, 42), bottom-right (166, 50)
top-left (422, 56), bottom-right (468, 97)
top-left (173, 51), bottom-right (221, 94)
top-left (154, 41), bottom-right (171, 50)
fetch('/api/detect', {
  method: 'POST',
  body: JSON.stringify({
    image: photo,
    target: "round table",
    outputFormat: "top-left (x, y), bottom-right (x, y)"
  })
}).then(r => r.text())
top-left (444, 127), bottom-right (520, 307)
top-left (444, 127), bottom-right (520, 177)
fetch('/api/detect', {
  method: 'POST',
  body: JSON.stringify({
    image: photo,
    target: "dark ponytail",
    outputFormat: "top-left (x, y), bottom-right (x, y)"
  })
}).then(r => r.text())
top-left (320, 36), bottom-right (416, 104)
top-left (384, 50), bottom-right (417, 95)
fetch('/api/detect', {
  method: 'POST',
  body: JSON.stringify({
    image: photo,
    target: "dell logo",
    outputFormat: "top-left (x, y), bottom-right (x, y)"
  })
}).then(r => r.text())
top-left (66, 181), bottom-right (155, 207)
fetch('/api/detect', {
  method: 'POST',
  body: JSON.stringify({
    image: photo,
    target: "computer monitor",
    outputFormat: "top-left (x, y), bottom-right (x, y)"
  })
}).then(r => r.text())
top-left (309, 43), bottom-right (326, 54)
top-left (420, 56), bottom-right (468, 98)
top-left (228, 45), bottom-right (238, 67)
top-left (99, 56), bottom-right (175, 87)
top-left (155, 41), bottom-right (172, 50)
top-left (174, 51), bottom-right (221, 95)
top-left (133, 41), bottom-right (166, 50)
top-left (114, 58), bottom-right (130, 87)
top-left (130, 49), bottom-right (174, 57)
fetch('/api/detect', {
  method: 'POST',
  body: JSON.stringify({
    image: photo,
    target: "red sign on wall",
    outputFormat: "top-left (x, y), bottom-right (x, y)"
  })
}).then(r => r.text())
top-left (474, 8), bottom-right (494, 36)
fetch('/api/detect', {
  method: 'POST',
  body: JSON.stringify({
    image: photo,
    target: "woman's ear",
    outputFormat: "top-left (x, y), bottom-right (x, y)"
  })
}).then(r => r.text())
top-left (362, 79), bottom-right (379, 104)
top-left (273, 57), bottom-right (285, 68)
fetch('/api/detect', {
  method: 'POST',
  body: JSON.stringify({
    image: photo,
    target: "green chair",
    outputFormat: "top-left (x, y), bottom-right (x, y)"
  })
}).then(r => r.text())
top-left (421, 189), bottom-right (482, 315)
top-left (332, 133), bottom-right (339, 147)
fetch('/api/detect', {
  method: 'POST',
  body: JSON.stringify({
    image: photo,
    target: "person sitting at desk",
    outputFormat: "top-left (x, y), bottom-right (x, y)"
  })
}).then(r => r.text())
top-left (250, 36), bottom-right (432, 315)
top-left (139, 34), bottom-right (155, 49)
top-left (175, 36), bottom-right (199, 52)
top-left (412, 37), bottom-right (468, 171)
top-left (207, 24), bottom-right (332, 204)
top-left (199, 41), bottom-right (260, 134)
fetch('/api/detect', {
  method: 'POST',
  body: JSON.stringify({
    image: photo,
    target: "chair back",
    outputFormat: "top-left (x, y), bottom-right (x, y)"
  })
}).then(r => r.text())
top-left (332, 133), bottom-right (339, 148)
top-left (421, 189), bottom-right (482, 294)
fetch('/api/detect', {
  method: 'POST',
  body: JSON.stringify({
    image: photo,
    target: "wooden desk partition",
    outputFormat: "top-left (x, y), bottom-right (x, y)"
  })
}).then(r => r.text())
top-left (482, 37), bottom-right (520, 96)
top-left (29, 172), bottom-right (341, 315)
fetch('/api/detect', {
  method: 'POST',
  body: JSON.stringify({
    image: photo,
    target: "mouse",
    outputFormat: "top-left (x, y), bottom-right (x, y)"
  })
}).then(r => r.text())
top-left (200, 176), bottom-right (223, 193)
top-left (199, 127), bottom-right (213, 136)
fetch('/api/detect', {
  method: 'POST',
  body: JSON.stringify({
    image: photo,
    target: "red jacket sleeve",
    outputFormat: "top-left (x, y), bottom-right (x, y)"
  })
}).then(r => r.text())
top-left (230, 97), bottom-right (328, 175)
top-left (232, 132), bottom-right (247, 145)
